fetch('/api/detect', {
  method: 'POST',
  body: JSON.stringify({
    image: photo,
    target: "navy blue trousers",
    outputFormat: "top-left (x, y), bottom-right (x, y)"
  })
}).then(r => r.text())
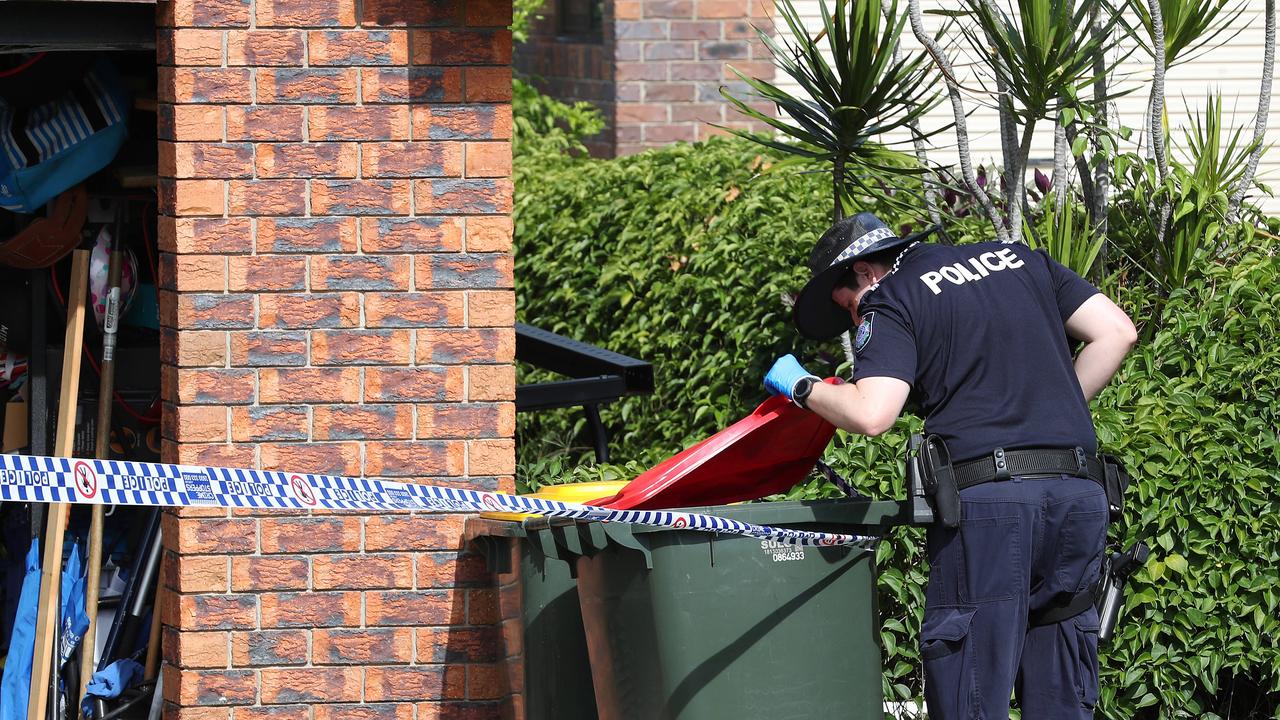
top-left (921, 475), bottom-right (1108, 719)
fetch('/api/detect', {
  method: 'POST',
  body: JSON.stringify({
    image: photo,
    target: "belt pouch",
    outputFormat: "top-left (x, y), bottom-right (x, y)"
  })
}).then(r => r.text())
top-left (923, 434), bottom-right (960, 529)
top-left (1101, 454), bottom-right (1128, 522)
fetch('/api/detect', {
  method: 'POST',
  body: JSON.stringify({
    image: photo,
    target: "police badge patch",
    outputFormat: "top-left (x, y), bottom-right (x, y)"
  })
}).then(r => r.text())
top-left (854, 312), bottom-right (874, 354)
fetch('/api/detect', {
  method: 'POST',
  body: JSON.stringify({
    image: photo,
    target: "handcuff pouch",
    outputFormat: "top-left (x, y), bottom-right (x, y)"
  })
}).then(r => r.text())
top-left (921, 434), bottom-right (960, 529)
top-left (1101, 454), bottom-right (1129, 522)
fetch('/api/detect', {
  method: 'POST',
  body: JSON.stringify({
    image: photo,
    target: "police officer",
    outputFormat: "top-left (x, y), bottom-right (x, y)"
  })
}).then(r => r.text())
top-left (764, 213), bottom-right (1137, 719)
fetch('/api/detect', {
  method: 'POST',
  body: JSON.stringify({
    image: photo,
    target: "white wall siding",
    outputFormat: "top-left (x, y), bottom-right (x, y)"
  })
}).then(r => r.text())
top-left (769, 0), bottom-right (1280, 214)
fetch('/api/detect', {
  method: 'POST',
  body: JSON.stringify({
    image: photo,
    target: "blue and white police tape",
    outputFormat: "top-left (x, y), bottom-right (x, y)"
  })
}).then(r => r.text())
top-left (0, 454), bottom-right (878, 548)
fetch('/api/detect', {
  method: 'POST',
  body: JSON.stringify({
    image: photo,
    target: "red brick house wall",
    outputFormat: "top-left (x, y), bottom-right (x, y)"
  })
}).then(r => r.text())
top-left (515, 0), bottom-right (776, 156)
top-left (155, 0), bottom-right (517, 717)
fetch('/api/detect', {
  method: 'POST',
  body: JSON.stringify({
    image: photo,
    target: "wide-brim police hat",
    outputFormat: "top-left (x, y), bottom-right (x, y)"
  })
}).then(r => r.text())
top-left (793, 212), bottom-right (935, 340)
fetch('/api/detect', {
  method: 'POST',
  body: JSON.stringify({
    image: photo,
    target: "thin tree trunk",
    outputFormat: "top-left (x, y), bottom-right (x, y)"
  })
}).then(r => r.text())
top-left (1066, 124), bottom-right (1096, 213)
top-left (882, 0), bottom-right (941, 227)
top-left (979, 0), bottom-right (1019, 206)
top-left (1008, 118), bottom-right (1037, 244)
top-left (908, 0), bottom-right (1009, 242)
top-left (1147, 0), bottom-right (1169, 184)
top-left (1090, 2), bottom-right (1110, 241)
top-left (1147, 0), bottom-right (1171, 252)
top-left (996, 90), bottom-right (1019, 214)
top-left (833, 154), bottom-right (845, 222)
top-left (836, 149), bottom-right (852, 368)
top-left (1044, 0), bottom-right (1074, 224)
top-left (1228, 0), bottom-right (1275, 222)
top-left (1053, 117), bottom-right (1069, 211)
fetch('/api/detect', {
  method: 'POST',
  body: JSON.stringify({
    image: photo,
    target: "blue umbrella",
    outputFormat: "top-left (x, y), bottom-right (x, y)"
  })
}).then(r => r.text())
top-left (58, 541), bottom-right (89, 666)
top-left (0, 538), bottom-right (41, 720)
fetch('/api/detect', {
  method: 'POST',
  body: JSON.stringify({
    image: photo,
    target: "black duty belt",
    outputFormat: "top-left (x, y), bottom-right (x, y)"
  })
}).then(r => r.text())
top-left (953, 447), bottom-right (1106, 490)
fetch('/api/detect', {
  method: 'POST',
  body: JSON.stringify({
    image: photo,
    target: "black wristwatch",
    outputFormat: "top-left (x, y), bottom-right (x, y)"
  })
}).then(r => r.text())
top-left (792, 376), bottom-right (818, 409)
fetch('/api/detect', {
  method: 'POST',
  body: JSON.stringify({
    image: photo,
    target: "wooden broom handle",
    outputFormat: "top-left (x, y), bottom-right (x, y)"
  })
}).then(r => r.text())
top-left (29, 247), bottom-right (90, 720)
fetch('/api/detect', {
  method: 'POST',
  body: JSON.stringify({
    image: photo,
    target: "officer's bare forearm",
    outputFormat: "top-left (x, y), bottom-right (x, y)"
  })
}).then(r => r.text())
top-left (805, 377), bottom-right (910, 436)
top-left (1074, 335), bottom-right (1133, 400)
top-left (1065, 294), bottom-right (1138, 401)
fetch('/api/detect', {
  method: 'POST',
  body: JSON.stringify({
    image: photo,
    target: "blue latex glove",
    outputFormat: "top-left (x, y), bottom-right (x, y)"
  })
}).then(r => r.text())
top-left (764, 354), bottom-right (819, 404)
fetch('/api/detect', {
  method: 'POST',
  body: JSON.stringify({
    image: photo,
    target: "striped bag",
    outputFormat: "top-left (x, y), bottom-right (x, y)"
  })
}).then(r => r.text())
top-left (0, 55), bottom-right (129, 213)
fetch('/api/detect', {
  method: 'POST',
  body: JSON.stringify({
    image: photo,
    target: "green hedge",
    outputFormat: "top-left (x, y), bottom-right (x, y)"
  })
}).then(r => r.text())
top-left (1087, 252), bottom-right (1280, 717)
top-left (514, 136), bottom-right (1280, 717)
top-left (514, 136), bottom-right (910, 468)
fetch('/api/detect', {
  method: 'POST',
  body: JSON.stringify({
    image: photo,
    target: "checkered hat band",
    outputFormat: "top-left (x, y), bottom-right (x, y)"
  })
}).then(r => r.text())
top-left (829, 228), bottom-right (895, 268)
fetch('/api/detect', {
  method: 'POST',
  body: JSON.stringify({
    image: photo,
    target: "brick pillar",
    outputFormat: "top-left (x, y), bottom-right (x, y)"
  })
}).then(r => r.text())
top-left (155, 0), bottom-right (515, 717)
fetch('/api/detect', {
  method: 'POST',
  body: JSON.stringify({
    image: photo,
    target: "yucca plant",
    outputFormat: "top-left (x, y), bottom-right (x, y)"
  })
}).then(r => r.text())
top-left (719, 0), bottom-right (942, 222)
top-left (1130, 0), bottom-right (1246, 67)
top-left (1025, 199), bottom-right (1108, 281)
top-left (1181, 95), bottom-right (1263, 197)
top-left (1229, 0), bottom-right (1275, 220)
top-left (1163, 94), bottom-right (1264, 283)
top-left (953, 0), bottom-right (1131, 241)
top-left (962, 0), bottom-right (1127, 126)
top-left (1112, 93), bottom-right (1263, 295)
top-left (1131, 0), bottom-right (1256, 247)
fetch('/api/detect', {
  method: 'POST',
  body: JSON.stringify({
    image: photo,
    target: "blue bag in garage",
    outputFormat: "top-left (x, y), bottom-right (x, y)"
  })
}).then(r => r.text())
top-left (0, 55), bottom-right (129, 213)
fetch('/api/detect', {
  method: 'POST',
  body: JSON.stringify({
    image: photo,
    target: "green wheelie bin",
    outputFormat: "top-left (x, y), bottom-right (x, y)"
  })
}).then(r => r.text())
top-left (552, 497), bottom-right (917, 720)
top-left (466, 514), bottom-right (599, 720)
top-left (465, 480), bottom-right (629, 720)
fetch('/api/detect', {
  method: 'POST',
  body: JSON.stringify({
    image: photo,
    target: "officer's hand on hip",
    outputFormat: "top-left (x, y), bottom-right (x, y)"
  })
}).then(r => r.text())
top-left (764, 354), bottom-right (820, 407)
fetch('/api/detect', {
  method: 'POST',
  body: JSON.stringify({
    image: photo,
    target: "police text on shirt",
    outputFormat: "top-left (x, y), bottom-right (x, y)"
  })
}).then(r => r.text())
top-left (919, 248), bottom-right (1025, 295)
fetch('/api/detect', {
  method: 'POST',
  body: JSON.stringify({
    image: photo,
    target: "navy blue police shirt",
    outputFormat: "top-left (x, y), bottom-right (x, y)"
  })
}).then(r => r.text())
top-left (851, 241), bottom-right (1100, 462)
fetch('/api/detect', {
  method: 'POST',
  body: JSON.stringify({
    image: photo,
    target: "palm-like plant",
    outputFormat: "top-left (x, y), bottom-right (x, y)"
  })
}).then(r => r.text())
top-left (907, 0), bottom-right (1008, 240)
top-left (1165, 94), bottom-right (1263, 282)
top-left (964, 0), bottom-right (1124, 125)
top-left (1229, 0), bottom-right (1275, 221)
top-left (1182, 95), bottom-right (1261, 195)
top-left (1131, 0), bottom-right (1246, 67)
top-left (720, 0), bottom-right (942, 222)
top-left (1131, 0), bottom-right (1251, 232)
top-left (1025, 199), bottom-right (1107, 280)
top-left (1113, 93), bottom-right (1263, 293)
top-left (955, 0), bottom-right (1130, 241)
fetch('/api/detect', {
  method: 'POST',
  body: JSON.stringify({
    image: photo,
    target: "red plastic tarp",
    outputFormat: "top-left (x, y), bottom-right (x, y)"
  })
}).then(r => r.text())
top-left (588, 379), bottom-right (840, 511)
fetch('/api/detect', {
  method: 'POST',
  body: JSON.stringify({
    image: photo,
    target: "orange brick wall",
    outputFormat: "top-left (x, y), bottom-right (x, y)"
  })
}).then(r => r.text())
top-left (155, 0), bottom-right (516, 716)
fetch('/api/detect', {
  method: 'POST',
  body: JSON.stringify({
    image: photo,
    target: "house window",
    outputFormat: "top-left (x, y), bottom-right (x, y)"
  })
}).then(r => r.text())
top-left (558, 0), bottom-right (603, 40)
